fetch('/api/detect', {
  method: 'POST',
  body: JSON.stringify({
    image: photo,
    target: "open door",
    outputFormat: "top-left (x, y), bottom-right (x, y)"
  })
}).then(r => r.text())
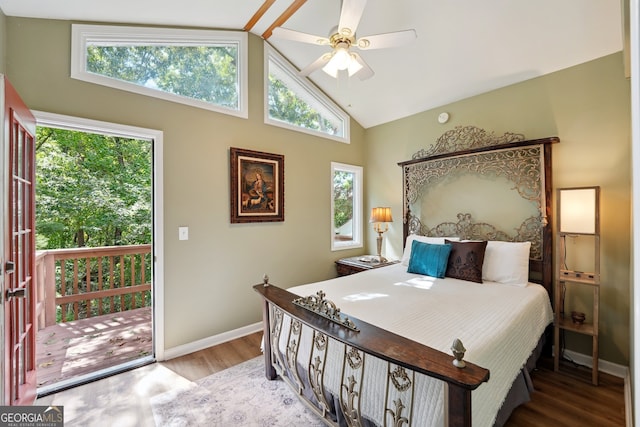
top-left (2, 76), bottom-right (37, 405)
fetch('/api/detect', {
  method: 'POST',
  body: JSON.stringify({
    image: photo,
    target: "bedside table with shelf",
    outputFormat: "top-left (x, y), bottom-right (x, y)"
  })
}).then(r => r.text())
top-left (335, 256), bottom-right (399, 276)
top-left (554, 269), bottom-right (600, 385)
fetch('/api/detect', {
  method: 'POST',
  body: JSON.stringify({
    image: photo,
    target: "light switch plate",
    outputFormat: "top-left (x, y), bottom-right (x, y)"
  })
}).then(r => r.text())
top-left (178, 226), bottom-right (189, 241)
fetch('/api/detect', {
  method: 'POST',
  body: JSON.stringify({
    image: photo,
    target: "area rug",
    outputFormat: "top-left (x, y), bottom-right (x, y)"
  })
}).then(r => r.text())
top-left (150, 356), bottom-right (325, 426)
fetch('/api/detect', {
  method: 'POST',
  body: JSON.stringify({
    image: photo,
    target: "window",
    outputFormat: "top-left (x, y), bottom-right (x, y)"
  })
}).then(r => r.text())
top-left (71, 24), bottom-right (248, 118)
top-left (331, 162), bottom-right (363, 250)
top-left (265, 45), bottom-right (350, 143)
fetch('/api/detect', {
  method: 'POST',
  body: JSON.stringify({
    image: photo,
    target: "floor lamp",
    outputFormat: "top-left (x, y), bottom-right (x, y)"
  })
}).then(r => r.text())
top-left (554, 186), bottom-right (600, 385)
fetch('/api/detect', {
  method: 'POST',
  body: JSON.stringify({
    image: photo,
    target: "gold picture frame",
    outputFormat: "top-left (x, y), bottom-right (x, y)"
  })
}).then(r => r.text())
top-left (230, 147), bottom-right (284, 223)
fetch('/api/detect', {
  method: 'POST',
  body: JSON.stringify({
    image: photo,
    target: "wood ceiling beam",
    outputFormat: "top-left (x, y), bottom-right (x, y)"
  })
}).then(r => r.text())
top-left (262, 0), bottom-right (307, 40)
top-left (244, 0), bottom-right (277, 32)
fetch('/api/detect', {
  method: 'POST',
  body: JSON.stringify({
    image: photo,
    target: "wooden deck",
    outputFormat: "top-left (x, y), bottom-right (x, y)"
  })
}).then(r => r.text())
top-left (36, 306), bottom-right (152, 388)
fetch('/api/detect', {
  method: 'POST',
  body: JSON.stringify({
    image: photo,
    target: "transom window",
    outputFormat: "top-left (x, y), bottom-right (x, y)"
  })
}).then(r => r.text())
top-left (331, 162), bottom-right (363, 250)
top-left (71, 24), bottom-right (248, 118)
top-left (265, 45), bottom-right (350, 143)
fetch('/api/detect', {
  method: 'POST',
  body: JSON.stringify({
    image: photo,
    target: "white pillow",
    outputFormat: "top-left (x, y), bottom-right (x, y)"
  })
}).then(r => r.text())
top-left (401, 235), bottom-right (460, 266)
top-left (482, 241), bottom-right (531, 286)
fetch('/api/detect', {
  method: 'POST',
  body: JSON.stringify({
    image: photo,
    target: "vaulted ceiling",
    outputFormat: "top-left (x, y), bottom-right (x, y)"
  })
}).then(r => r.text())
top-left (0, 0), bottom-right (624, 128)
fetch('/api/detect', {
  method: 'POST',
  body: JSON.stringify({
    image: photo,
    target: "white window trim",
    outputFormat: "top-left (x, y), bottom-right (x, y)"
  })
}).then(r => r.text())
top-left (331, 162), bottom-right (363, 251)
top-left (71, 24), bottom-right (248, 119)
top-left (264, 44), bottom-right (350, 143)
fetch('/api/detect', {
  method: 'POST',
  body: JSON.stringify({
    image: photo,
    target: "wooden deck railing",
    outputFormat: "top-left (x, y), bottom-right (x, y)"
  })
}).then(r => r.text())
top-left (35, 245), bottom-right (152, 329)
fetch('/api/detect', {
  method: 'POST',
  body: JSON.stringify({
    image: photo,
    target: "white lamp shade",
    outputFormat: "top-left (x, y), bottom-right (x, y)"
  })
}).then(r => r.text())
top-left (332, 47), bottom-right (351, 70)
top-left (347, 54), bottom-right (363, 76)
top-left (322, 56), bottom-right (339, 78)
top-left (559, 187), bottom-right (599, 234)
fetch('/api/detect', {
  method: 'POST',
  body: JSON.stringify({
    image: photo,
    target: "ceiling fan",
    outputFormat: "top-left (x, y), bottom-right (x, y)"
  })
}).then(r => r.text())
top-left (271, 0), bottom-right (416, 81)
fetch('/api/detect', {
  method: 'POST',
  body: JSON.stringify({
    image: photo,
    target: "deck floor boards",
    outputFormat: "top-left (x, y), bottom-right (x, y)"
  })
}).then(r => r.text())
top-left (36, 307), bottom-right (152, 388)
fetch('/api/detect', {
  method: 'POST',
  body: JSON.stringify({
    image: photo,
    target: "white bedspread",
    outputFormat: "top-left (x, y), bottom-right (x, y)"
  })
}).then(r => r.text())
top-left (286, 263), bottom-right (553, 427)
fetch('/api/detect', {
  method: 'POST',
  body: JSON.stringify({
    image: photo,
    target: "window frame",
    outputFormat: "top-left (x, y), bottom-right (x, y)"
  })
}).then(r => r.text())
top-left (264, 44), bottom-right (350, 143)
top-left (331, 162), bottom-right (363, 251)
top-left (71, 24), bottom-right (248, 118)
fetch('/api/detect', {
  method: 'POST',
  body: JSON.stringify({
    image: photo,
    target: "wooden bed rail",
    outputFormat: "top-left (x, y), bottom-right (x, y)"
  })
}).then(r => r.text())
top-left (254, 282), bottom-right (490, 427)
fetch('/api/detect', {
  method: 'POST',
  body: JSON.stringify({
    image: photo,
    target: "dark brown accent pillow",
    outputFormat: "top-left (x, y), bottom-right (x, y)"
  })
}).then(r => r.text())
top-left (444, 240), bottom-right (488, 283)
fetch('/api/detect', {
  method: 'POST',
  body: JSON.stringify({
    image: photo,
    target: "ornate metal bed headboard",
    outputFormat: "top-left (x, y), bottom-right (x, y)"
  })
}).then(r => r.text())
top-left (398, 126), bottom-right (559, 293)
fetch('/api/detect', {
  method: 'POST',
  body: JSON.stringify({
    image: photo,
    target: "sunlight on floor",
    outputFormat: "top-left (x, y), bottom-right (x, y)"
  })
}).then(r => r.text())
top-left (37, 362), bottom-right (189, 427)
top-left (133, 364), bottom-right (192, 396)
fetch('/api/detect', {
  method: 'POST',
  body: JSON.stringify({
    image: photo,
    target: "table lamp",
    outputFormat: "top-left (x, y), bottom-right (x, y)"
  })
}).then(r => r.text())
top-left (370, 207), bottom-right (393, 262)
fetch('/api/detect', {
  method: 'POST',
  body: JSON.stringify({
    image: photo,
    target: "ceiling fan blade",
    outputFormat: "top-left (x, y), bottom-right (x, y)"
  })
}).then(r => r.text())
top-left (355, 29), bottom-right (417, 50)
top-left (351, 52), bottom-right (374, 80)
top-left (271, 27), bottom-right (330, 46)
top-left (300, 53), bottom-right (332, 76)
top-left (338, 0), bottom-right (367, 38)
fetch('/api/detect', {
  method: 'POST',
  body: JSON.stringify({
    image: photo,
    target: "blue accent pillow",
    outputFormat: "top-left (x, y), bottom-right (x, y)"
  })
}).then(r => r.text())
top-left (407, 241), bottom-right (452, 278)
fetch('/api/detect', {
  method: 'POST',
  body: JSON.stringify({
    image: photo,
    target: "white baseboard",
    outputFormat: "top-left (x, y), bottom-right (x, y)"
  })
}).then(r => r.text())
top-left (161, 322), bottom-right (263, 361)
top-left (562, 348), bottom-right (628, 378)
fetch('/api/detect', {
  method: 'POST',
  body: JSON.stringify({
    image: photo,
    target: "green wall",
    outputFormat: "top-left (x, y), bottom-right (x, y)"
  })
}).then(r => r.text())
top-left (365, 53), bottom-right (631, 366)
top-left (4, 17), bottom-right (367, 349)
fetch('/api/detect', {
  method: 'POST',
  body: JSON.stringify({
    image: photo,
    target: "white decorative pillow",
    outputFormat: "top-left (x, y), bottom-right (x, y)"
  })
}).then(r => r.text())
top-left (401, 235), bottom-right (460, 266)
top-left (482, 241), bottom-right (531, 286)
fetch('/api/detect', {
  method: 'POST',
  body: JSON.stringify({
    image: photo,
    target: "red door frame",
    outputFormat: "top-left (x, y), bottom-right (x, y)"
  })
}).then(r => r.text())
top-left (3, 76), bottom-right (37, 405)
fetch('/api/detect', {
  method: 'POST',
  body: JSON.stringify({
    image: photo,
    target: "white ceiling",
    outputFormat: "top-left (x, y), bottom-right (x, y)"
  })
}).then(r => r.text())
top-left (0, 0), bottom-right (624, 129)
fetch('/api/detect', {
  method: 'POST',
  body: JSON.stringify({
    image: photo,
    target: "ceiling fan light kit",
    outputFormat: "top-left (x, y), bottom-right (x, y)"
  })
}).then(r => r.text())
top-left (331, 43), bottom-right (351, 69)
top-left (271, 0), bottom-right (416, 81)
top-left (322, 55), bottom-right (363, 78)
top-left (321, 40), bottom-right (364, 77)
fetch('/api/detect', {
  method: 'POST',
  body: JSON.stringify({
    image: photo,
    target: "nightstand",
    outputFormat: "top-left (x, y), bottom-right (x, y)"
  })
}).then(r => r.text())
top-left (335, 256), bottom-right (398, 276)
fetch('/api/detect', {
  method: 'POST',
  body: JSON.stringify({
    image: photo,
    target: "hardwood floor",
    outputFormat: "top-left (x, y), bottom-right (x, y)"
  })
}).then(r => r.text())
top-left (160, 330), bottom-right (263, 381)
top-left (36, 331), bottom-right (625, 426)
top-left (507, 358), bottom-right (625, 426)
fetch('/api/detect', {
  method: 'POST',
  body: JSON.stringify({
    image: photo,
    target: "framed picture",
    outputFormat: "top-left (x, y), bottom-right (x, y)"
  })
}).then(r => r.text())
top-left (230, 147), bottom-right (284, 223)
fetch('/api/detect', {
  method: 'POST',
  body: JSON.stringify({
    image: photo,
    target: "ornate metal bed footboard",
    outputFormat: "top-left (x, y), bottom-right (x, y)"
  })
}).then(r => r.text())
top-left (254, 282), bottom-right (490, 427)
